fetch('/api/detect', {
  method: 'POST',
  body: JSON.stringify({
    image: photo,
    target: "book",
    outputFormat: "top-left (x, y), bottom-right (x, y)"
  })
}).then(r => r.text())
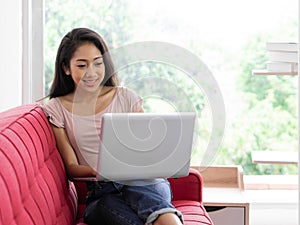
top-left (266, 61), bottom-right (298, 72)
top-left (268, 51), bottom-right (298, 63)
top-left (266, 42), bottom-right (298, 52)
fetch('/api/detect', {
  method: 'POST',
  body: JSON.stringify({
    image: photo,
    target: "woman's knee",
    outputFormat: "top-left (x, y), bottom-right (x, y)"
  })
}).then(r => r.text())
top-left (145, 208), bottom-right (183, 225)
top-left (152, 212), bottom-right (183, 225)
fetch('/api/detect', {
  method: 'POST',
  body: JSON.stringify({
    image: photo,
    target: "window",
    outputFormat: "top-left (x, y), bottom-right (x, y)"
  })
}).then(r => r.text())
top-left (43, 0), bottom-right (298, 175)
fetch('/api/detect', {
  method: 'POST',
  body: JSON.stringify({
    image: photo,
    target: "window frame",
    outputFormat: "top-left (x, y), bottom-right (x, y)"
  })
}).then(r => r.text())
top-left (22, 0), bottom-right (44, 104)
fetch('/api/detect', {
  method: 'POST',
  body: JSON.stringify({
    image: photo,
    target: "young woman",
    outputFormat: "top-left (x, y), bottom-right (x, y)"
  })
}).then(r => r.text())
top-left (41, 28), bottom-right (183, 225)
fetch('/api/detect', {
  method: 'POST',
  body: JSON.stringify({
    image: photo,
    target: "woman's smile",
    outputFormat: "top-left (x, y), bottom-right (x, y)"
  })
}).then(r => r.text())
top-left (82, 78), bottom-right (100, 87)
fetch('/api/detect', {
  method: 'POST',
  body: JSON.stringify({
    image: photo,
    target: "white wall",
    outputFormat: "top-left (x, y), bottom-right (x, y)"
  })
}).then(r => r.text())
top-left (0, 1), bottom-right (22, 112)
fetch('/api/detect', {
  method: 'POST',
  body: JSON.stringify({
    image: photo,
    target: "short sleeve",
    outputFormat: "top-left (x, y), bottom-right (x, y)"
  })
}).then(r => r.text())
top-left (40, 98), bottom-right (65, 128)
top-left (123, 87), bottom-right (143, 112)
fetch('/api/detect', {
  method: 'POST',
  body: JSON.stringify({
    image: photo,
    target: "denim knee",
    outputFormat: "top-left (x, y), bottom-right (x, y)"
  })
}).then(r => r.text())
top-left (123, 179), bottom-right (183, 223)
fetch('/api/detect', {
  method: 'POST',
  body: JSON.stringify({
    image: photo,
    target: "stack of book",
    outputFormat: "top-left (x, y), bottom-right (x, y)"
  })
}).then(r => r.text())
top-left (265, 42), bottom-right (298, 74)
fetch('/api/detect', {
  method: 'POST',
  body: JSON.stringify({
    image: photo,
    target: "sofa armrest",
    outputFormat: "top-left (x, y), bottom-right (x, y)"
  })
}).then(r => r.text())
top-left (168, 168), bottom-right (203, 203)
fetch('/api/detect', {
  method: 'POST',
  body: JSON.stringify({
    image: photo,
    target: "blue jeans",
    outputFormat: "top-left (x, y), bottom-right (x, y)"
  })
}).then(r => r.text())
top-left (83, 179), bottom-right (183, 225)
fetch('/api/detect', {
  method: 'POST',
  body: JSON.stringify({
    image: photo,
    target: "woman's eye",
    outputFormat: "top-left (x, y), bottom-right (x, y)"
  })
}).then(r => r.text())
top-left (95, 62), bottom-right (103, 67)
top-left (77, 64), bottom-right (86, 68)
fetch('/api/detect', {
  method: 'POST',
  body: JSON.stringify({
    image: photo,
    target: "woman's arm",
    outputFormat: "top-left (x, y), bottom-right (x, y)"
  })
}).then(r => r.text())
top-left (51, 124), bottom-right (97, 178)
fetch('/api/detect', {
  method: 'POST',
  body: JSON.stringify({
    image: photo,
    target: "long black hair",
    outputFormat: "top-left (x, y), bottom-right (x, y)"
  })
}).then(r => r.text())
top-left (49, 28), bottom-right (119, 99)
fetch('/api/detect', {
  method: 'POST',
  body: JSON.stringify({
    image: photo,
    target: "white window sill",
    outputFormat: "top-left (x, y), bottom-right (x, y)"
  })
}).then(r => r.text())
top-left (244, 175), bottom-right (298, 190)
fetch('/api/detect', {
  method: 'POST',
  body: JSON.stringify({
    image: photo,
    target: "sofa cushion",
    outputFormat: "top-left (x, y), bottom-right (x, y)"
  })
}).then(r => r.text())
top-left (0, 104), bottom-right (77, 225)
top-left (173, 200), bottom-right (213, 225)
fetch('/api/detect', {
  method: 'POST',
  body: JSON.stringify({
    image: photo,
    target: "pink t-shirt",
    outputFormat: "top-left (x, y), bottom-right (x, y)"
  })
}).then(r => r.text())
top-left (42, 87), bottom-right (143, 168)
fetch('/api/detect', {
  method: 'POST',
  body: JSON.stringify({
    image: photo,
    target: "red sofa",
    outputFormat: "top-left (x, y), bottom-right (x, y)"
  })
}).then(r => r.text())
top-left (0, 104), bottom-right (213, 225)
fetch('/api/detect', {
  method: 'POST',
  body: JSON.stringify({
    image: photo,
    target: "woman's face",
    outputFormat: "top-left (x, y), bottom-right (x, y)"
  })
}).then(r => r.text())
top-left (65, 42), bottom-right (105, 92)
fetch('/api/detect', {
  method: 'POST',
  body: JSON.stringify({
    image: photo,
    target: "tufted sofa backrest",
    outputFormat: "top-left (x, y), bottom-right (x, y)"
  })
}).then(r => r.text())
top-left (0, 104), bottom-right (77, 225)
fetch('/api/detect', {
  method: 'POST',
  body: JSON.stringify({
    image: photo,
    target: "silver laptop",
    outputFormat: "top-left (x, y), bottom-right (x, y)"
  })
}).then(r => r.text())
top-left (95, 112), bottom-right (196, 181)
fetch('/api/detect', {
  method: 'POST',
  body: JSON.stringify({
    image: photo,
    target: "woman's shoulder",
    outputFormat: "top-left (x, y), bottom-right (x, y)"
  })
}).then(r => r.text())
top-left (115, 86), bottom-right (139, 97)
top-left (40, 97), bottom-right (66, 128)
top-left (42, 97), bottom-right (60, 108)
top-left (112, 86), bottom-right (143, 112)
top-left (40, 97), bottom-right (66, 115)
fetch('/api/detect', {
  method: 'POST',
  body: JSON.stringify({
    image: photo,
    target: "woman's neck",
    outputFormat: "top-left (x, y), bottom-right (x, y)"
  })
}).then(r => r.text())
top-left (62, 86), bottom-right (116, 115)
top-left (70, 86), bottom-right (112, 102)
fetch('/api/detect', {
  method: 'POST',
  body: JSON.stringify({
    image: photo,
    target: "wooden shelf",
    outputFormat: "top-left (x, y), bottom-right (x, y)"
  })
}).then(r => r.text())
top-left (251, 150), bottom-right (298, 165)
top-left (244, 175), bottom-right (298, 190)
top-left (252, 70), bottom-right (298, 76)
top-left (191, 165), bottom-right (245, 190)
